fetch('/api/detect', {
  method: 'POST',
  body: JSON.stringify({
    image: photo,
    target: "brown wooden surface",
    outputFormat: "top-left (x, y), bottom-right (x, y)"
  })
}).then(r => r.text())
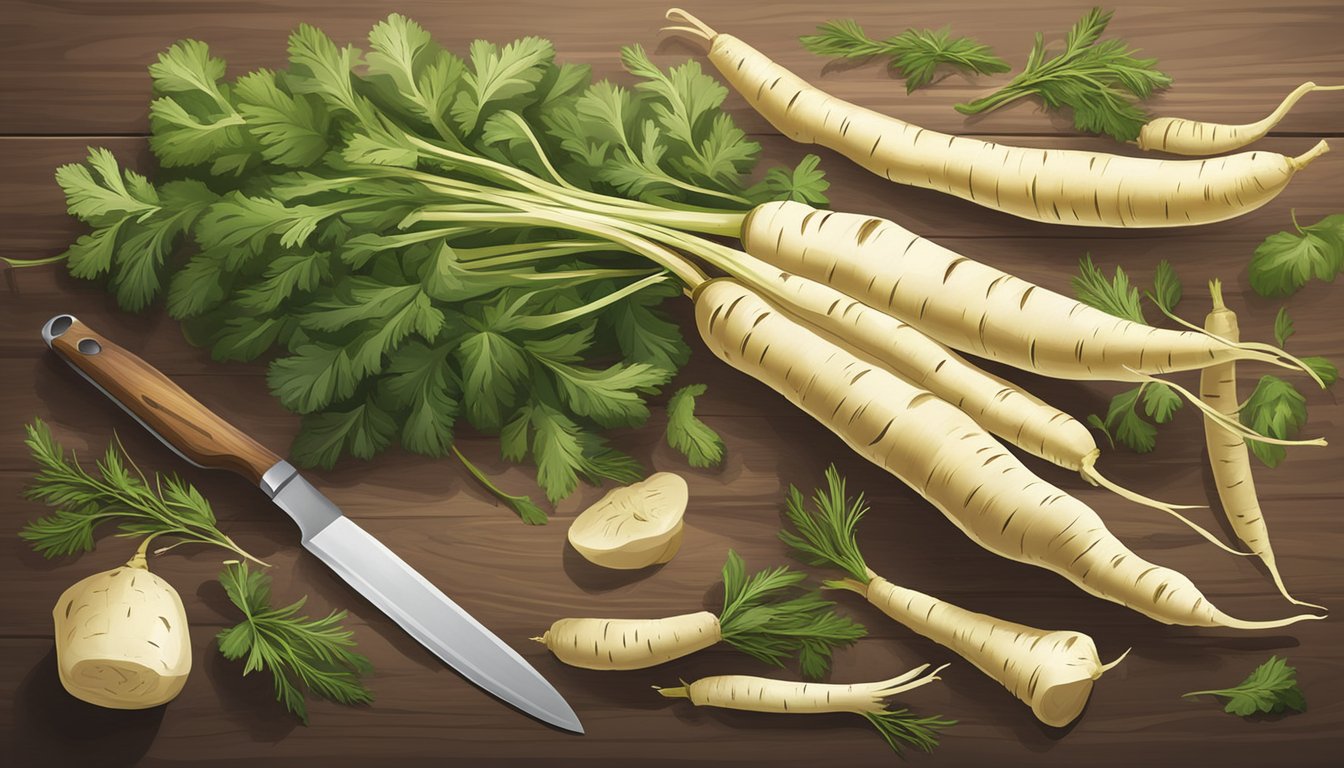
top-left (2, 1), bottom-right (1342, 766)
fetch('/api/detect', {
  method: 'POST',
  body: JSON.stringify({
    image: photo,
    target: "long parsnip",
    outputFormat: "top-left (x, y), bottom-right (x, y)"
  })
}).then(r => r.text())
top-left (665, 9), bottom-right (1326, 228)
top-left (694, 278), bottom-right (1319, 628)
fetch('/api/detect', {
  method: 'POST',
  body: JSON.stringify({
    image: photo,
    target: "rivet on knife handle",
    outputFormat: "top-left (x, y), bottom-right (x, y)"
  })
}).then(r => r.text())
top-left (42, 314), bottom-right (282, 485)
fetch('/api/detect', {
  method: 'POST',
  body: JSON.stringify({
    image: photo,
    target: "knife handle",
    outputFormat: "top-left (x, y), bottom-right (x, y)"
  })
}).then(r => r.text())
top-left (42, 314), bottom-right (282, 485)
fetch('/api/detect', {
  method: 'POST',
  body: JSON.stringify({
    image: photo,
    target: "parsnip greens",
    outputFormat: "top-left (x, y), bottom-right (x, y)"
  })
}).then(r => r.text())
top-left (800, 20), bottom-right (1008, 92)
top-left (1073, 257), bottom-right (1182, 453)
top-left (1249, 211), bottom-right (1344, 298)
top-left (1183, 656), bottom-right (1306, 717)
top-left (20, 419), bottom-right (263, 563)
top-left (955, 7), bottom-right (1171, 141)
top-left (664, 384), bottom-right (724, 467)
top-left (217, 561), bottom-right (373, 723)
top-left (48, 15), bottom-right (824, 502)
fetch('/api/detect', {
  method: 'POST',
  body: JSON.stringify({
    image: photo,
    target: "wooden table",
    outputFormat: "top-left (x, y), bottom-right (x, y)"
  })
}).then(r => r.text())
top-left (2, 2), bottom-right (1341, 765)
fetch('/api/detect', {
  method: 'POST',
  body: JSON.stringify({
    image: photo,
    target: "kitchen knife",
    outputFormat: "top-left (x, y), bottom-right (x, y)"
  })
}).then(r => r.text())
top-left (41, 314), bottom-right (583, 734)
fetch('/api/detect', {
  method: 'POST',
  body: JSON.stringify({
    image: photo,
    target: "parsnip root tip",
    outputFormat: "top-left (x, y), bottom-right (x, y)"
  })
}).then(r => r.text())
top-left (1289, 140), bottom-right (1330, 172)
top-left (1099, 648), bottom-right (1131, 674)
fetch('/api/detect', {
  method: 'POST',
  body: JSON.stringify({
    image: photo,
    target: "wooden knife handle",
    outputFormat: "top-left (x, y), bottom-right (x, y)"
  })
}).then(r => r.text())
top-left (42, 314), bottom-right (282, 486)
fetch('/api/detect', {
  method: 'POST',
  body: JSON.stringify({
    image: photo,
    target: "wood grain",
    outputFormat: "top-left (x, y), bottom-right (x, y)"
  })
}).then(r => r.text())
top-left (1, 1), bottom-right (1342, 766)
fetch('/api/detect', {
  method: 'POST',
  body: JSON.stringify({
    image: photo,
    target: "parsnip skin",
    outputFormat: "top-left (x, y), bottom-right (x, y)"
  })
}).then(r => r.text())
top-left (1199, 287), bottom-right (1323, 610)
top-left (52, 548), bottom-right (191, 709)
top-left (760, 267), bottom-right (1094, 469)
top-left (534, 611), bottom-right (721, 670)
top-left (694, 278), bottom-right (1318, 629)
top-left (859, 573), bottom-right (1121, 727)
top-left (703, 32), bottom-right (1324, 228)
top-left (661, 665), bottom-right (943, 714)
top-left (1139, 82), bottom-right (1344, 156)
top-left (742, 200), bottom-right (1287, 382)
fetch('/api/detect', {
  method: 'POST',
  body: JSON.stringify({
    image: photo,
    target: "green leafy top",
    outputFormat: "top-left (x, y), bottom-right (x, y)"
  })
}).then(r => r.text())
top-left (1249, 211), bottom-right (1344, 298)
top-left (1071, 258), bottom-right (1183, 453)
top-left (716, 550), bottom-right (866, 680)
top-left (778, 464), bottom-right (871, 584)
top-left (19, 419), bottom-right (262, 563)
top-left (664, 383), bottom-right (724, 468)
top-left (801, 20), bottom-right (1009, 93)
top-left (955, 7), bottom-right (1172, 141)
top-left (48, 15), bottom-right (828, 504)
top-left (217, 561), bottom-right (373, 723)
top-left (1183, 656), bottom-right (1306, 717)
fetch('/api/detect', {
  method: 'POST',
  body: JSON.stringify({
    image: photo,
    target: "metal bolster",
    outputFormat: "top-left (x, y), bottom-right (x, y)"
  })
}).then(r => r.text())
top-left (260, 461), bottom-right (299, 498)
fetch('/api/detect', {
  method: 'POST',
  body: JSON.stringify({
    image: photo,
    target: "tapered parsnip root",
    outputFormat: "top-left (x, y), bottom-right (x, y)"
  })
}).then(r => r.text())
top-left (534, 551), bottom-right (864, 675)
top-left (52, 540), bottom-right (191, 709)
top-left (665, 10), bottom-right (1326, 228)
top-left (1139, 83), bottom-right (1344, 155)
top-left (656, 666), bottom-right (954, 755)
top-left (695, 278), bottom-right (1321, 629)
top-left (534, 611), bottom-right (721, 670)
top-left (740, 200), bottom-right (1316, 382)
top-left (1200, 281), bottom-right (1327, 612)
top-left (783, 468), bottom-right (1126, 727)
top-left (840, 574), bottom-right (1128, 727)
top-left (742, 261), bottom-right (1243, 553)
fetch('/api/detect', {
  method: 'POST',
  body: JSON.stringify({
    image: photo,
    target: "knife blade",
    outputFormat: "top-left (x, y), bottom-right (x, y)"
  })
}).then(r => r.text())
top-left (41, 313), bottom-right (583, 733)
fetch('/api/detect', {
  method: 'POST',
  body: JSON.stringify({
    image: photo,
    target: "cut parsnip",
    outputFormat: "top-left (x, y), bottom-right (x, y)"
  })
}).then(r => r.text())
top-left (567, 472), bottom-right (688, 569)
top-left (52, 541), bottom-right (191, 709)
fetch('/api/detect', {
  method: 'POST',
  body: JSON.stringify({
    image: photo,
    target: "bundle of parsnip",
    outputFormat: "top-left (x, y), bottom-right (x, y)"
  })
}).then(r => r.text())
top-left (38, 15), bottom-right (1326, 629)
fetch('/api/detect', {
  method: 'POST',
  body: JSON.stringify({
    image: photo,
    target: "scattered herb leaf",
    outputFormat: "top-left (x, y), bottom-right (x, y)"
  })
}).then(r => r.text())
top-left (1249, 212), bottom-right (1344, 298)
top-left (664, 384), bottom-right (725, 468)
top-left (800, 20), bottom-right (1009, 92)
top-left (1183, 656), bottom-right (1305, 717)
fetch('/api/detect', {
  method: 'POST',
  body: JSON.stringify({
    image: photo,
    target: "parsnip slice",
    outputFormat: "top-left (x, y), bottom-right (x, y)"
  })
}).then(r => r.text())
top-left (568, 472), bottom-right (688, 569)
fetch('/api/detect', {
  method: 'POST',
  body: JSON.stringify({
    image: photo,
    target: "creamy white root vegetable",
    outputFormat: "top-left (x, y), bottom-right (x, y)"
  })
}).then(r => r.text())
top-left (534, 551), bottom-right (864, 677)
top-left (1138, 83), bottom-right (1344, 156)
top-left (656, 665), bottom-right (952, 755)
top-left (695, 278), bottom-right (1320, 629)
top-left (781, 465), bottom-right (1127, 727)
top-left (52, 541), bottom-right (191, 709)
top-left (665, 9), bottom-right (1326, 228)
top-left (1199, 282), bottom-right (1326, 612)
top-left (568, 472), bottom-right (687, 569)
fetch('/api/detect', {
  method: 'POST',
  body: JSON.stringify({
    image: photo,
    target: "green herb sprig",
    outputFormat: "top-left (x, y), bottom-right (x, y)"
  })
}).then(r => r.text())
top-left (1249, 211), bottom-right (1344, 298)
top-left (1072, 257), bottom-right (1183, 453)
top-left (717, 550), bottom-right (866, 680)
top-left (664, 384), bottom-right (725, 468)
top-left (956, 7), bottom-right (1171, 141)
top-left (1183, 656), bottom-right (1306, 717)
top-left (801, 20), bottom-right (1009, 93)
top-left (217, 561), bottom-right (373, 723)
top-left (19, 419), bottom-right (263, 564)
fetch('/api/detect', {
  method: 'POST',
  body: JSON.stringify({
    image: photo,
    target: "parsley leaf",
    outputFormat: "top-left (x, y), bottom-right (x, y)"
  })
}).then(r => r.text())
top-left (801, 20), bottom-right (1009, 93)
top-left (1183, 656), bottom-right (1306, 717)
top-left (217, 561), bottom-right (373, 724)
top-left (1302, 356), bottom-right (1338, 387)
top-left (956, 7), bottom-right (1172, 142)
top-left (1273, 306), bottom-right (1294, 348)
top-left (1150, 260), bottom-right (1182, 315)
top-left (1240, 375), bottom-right (1307, 468)
top-left (1089, 385), bottom-right (1156, 453)
top-left (665, 384), bottom-right (725, 468)
top-left (1249, 212), bottom-right (1344, 297)
top-left (1072, 253), bottom-right (1144, 323)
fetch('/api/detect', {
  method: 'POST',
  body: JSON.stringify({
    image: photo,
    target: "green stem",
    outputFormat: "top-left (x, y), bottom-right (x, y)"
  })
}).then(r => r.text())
top-left (451, 446), bottom-right (547, 525)
top-left (511, 272), bottom-right (670, 330)
top-left (2, 254), bottom-right (68, 267)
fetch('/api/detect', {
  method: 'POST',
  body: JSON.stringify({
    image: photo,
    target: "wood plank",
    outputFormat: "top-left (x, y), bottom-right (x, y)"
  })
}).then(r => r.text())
top-left (4, 630), bottom-right (1341, 768)
top-left (2, 1), bottom-right (1342, 137)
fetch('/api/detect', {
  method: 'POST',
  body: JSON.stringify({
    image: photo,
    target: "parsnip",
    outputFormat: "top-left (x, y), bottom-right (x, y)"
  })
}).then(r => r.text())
top-left (1199, 281), bottom-right (1325, 611)
top-left (1138, 83), bottom-right (1344, 156)
top-left (52, 540), bottom-right (191, 709)
top-left (740, 199), bottom-right (1321, 387)
top-left (568, 472), bottom-right (687, 569)
top-left (783, 466), bottom-right (1126, 727)
top-left (694, 277), bottom-right (1319, 629)
top-left (665, 9), bottom-right (1326, 228)
top-left (748, 262), bottom-right (1242, 552)
top-left (656, 666), bottom-right (952, 755)
top-left (533, 551), bottom-right (864, 676)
